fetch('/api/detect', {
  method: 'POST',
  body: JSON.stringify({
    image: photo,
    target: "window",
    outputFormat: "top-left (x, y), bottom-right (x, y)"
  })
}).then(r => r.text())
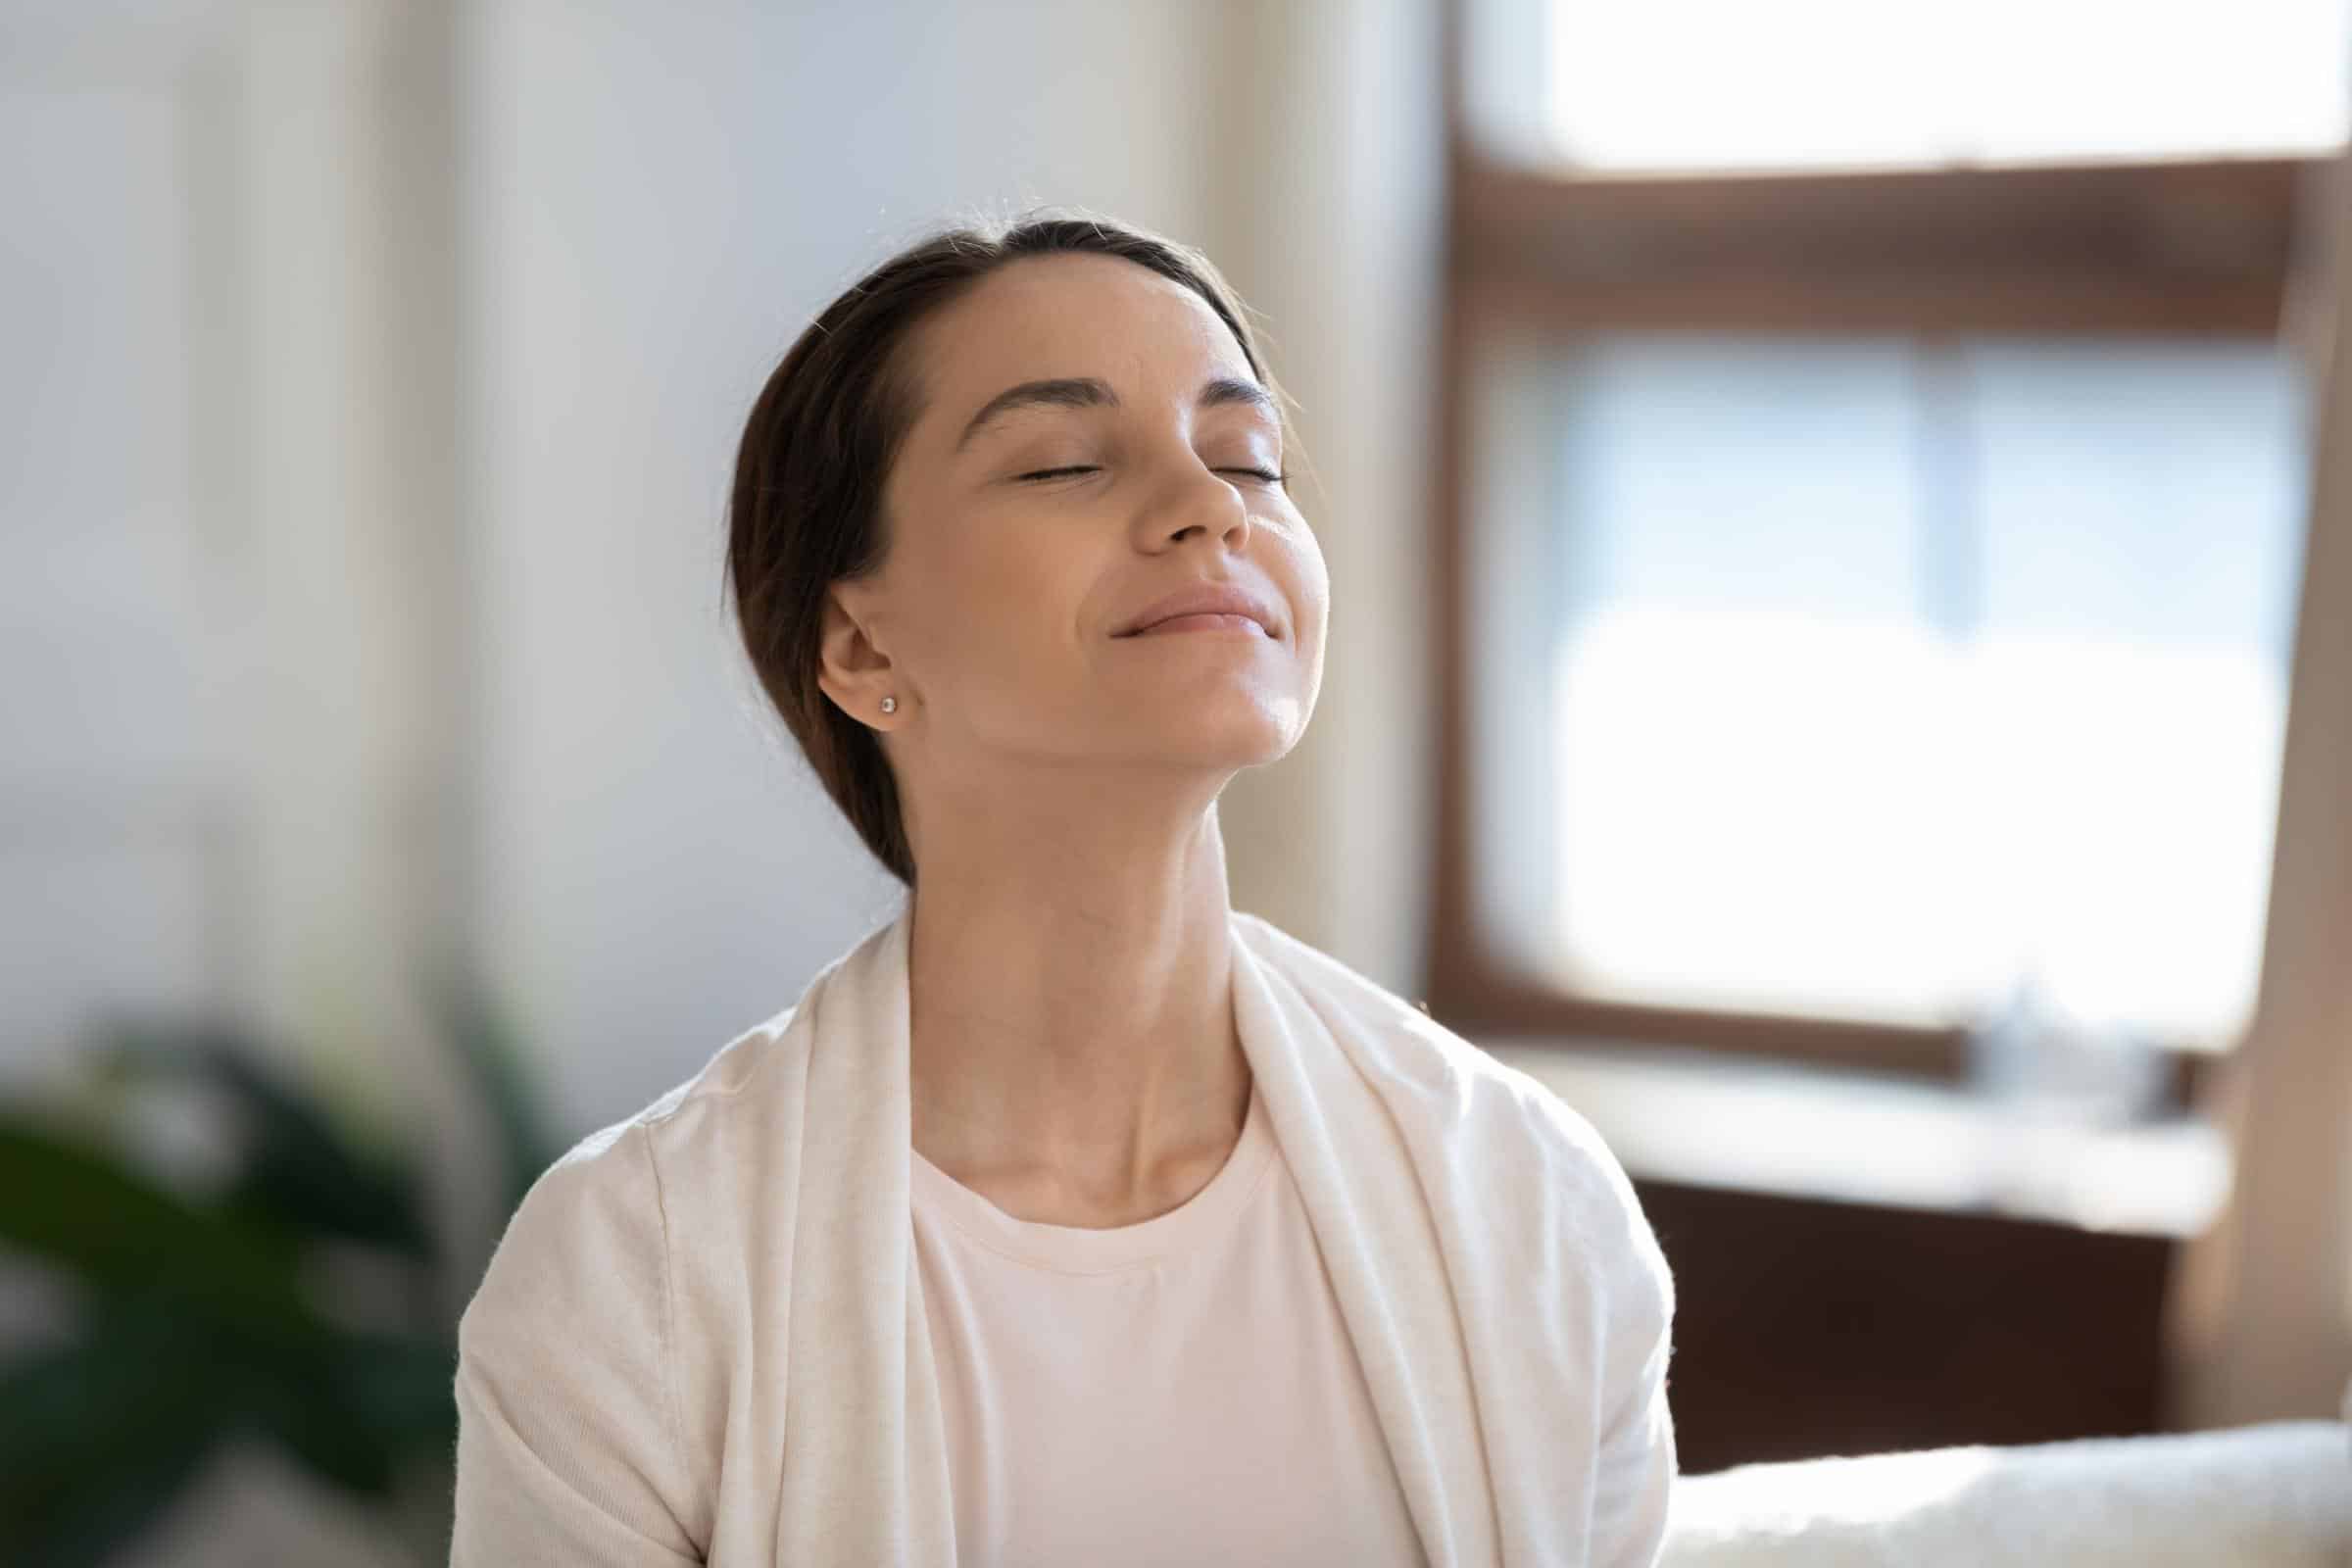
top-left (1434, 0), bottom-right (2341, 1074)
top-left (1543, 0), bottom-right (2351, 173)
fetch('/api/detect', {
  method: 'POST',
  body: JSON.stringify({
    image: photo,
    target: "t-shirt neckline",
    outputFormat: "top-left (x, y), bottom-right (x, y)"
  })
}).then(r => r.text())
top-left (909, 1082), bottom-right (1275, 1274)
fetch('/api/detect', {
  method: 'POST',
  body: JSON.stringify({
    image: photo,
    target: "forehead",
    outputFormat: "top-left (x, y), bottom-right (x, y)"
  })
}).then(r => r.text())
top-left (906, 253), bottom-right (1256, 425)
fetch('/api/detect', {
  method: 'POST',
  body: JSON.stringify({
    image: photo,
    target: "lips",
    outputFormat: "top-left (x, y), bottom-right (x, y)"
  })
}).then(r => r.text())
top-left (1113, 582), bottom-right (1282, 639)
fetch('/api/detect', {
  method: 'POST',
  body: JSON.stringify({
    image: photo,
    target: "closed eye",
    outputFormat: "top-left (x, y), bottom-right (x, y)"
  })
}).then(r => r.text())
top-left (1016, 466), bottom-right (1288, 485)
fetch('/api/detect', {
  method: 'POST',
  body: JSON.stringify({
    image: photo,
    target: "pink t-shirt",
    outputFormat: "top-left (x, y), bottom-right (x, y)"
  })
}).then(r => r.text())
top-left (910, 1081), bottom-right (1432, 1567)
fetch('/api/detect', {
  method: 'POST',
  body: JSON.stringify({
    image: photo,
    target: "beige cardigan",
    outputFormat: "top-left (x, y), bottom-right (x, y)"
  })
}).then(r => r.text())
top-left (450, 904), bottom-right (1678, 1565)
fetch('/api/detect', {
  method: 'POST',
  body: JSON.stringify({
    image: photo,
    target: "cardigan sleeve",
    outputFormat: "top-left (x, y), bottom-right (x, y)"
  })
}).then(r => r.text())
top-left (1589, 1172), bottom-right (1679, 1568)
top-left (450, 1120), bottom-right (705, 1566)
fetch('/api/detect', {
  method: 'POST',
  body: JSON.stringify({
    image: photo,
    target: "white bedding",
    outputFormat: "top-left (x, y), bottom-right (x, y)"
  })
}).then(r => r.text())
top-left (1662, 1421), bottom-right (2351, 1568)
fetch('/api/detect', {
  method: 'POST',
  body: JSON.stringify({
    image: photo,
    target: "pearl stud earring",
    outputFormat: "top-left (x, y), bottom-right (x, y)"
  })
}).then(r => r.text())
top-left (879, 696), bottom-right (898, 714)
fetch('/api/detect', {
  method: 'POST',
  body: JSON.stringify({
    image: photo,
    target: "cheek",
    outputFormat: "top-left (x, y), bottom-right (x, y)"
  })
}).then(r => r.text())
top-left (1301, 532), bottom-right (1333, 609)
top-left (925, 525), bottom-right (1100, 678)
top-left (1273, 524), bottom-right (1332, 636)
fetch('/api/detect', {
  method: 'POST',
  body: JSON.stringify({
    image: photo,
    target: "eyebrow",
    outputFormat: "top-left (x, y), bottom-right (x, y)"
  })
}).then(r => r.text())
top-left (952, 374), bottom-right (1277, 455)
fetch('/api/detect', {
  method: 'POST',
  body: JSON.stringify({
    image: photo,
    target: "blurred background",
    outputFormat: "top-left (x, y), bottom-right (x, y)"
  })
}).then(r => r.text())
top-left (5, 0), bottom-right (2350, 1561)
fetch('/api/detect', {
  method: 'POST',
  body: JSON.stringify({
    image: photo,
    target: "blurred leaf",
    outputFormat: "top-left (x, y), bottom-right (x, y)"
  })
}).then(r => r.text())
top-left (230, 1332), bottom-right (400, 1500)
top-left (334, 1329), bottom-right (460, 1455)
top-left (0, 1117), bottom-right (314, 1338)
top-left (0, 1298), bottom-right (189, 1471)
top-left (0, 970), bottom-right (555, 1563)
top-left (7, 1406), bottom-right (220, 1568)
top-left (228, 1326), bottom-right (457, 1501)
top-left (93, 1020), bottom-right (434, 1262)
top-left (425, 956), bottom-right (559, 1219)
top-left (0, 1295), bottom-right (228, 1568)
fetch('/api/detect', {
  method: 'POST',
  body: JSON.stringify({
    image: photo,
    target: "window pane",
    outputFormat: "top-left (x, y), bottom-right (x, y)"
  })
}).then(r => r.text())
top-left (1495, 335), bottom-right (2310, 1046)
top-left (1544, 0), bottom-right (2352, 172)
top-left (1964, 345), bottom-right (2305, 1039)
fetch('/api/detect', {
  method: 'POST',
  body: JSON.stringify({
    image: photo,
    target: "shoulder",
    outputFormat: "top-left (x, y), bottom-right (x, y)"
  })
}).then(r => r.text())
top-left (1232, 910), bottom-right (1673, 1319)
top-left (466, 903), bottom-right (907, 1335)
top-left (454, 1006), bottom-right (815, 1549)
top-left (487, 1000), bottom-right (807, 1257)
top-left (458, 999), bottom-right (811, 1380)
top-left (452, 1096), bottom-right (699, 1552)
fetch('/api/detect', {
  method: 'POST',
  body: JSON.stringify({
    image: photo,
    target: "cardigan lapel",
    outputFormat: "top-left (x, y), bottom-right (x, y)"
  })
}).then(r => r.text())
top-left (772, 904), bottom-right (959, 1564)
top-left (1231, 917), bottom-right (1503, 1568)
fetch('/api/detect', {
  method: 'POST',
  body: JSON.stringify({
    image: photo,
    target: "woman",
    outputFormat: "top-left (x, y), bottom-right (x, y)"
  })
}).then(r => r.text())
top-left (450, 211), bottom-right (1677, 1567)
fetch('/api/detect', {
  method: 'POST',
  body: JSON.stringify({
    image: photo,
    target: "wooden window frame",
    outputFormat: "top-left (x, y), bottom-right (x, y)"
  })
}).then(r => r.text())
top-left (1427, 1), bottom-right (2334, 1081)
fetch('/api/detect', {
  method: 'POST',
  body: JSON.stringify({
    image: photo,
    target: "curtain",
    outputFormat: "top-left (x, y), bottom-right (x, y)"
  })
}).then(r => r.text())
top-left (2166, 161), bottom-right (2352, 1428)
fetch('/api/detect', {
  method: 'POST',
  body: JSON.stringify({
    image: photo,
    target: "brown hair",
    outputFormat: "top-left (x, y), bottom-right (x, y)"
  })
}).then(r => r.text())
top-left (724, 208), bottom-right (1291, 886)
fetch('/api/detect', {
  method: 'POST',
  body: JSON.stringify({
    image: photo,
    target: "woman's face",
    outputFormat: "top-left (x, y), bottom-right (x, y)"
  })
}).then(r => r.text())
top-left (828, 252), bottom-right (1329, 792)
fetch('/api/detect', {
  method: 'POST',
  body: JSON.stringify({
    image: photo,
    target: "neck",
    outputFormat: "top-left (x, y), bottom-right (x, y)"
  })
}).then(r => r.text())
top-left (903, 800), bottom-right (1252, 1219)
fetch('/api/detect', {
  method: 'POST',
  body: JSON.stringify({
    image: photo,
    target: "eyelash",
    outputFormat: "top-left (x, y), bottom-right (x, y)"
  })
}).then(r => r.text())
top-left (1019, 465), bottom-right (1288, 486)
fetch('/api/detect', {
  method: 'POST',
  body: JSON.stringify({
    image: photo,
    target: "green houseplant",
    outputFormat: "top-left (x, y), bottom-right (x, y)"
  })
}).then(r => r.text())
top-left (0, 964), bottom-right (559, 1567)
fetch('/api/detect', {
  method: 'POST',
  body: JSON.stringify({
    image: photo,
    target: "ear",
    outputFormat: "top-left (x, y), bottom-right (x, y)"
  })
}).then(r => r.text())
top-left (814, 579), bottom-right (902, 728)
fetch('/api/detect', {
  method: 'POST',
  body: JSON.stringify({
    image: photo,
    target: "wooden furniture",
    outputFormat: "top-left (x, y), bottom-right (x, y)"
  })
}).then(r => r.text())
top-left (1492, 1044), bottom-right (2225, 1471)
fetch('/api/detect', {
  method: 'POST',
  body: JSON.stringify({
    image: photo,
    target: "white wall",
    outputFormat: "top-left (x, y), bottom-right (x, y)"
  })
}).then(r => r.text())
top-left (1, 2), bottom-right (254, 1088)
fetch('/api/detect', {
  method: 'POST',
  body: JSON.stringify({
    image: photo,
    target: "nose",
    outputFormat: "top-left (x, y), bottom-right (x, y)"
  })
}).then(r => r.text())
top-left (1142, 460), bottom-right (1254, 555)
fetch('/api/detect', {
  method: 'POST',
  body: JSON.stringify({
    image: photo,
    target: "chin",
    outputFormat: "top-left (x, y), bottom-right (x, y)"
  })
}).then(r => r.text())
top-left (1155, 694), bottom-right (1308, 766)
